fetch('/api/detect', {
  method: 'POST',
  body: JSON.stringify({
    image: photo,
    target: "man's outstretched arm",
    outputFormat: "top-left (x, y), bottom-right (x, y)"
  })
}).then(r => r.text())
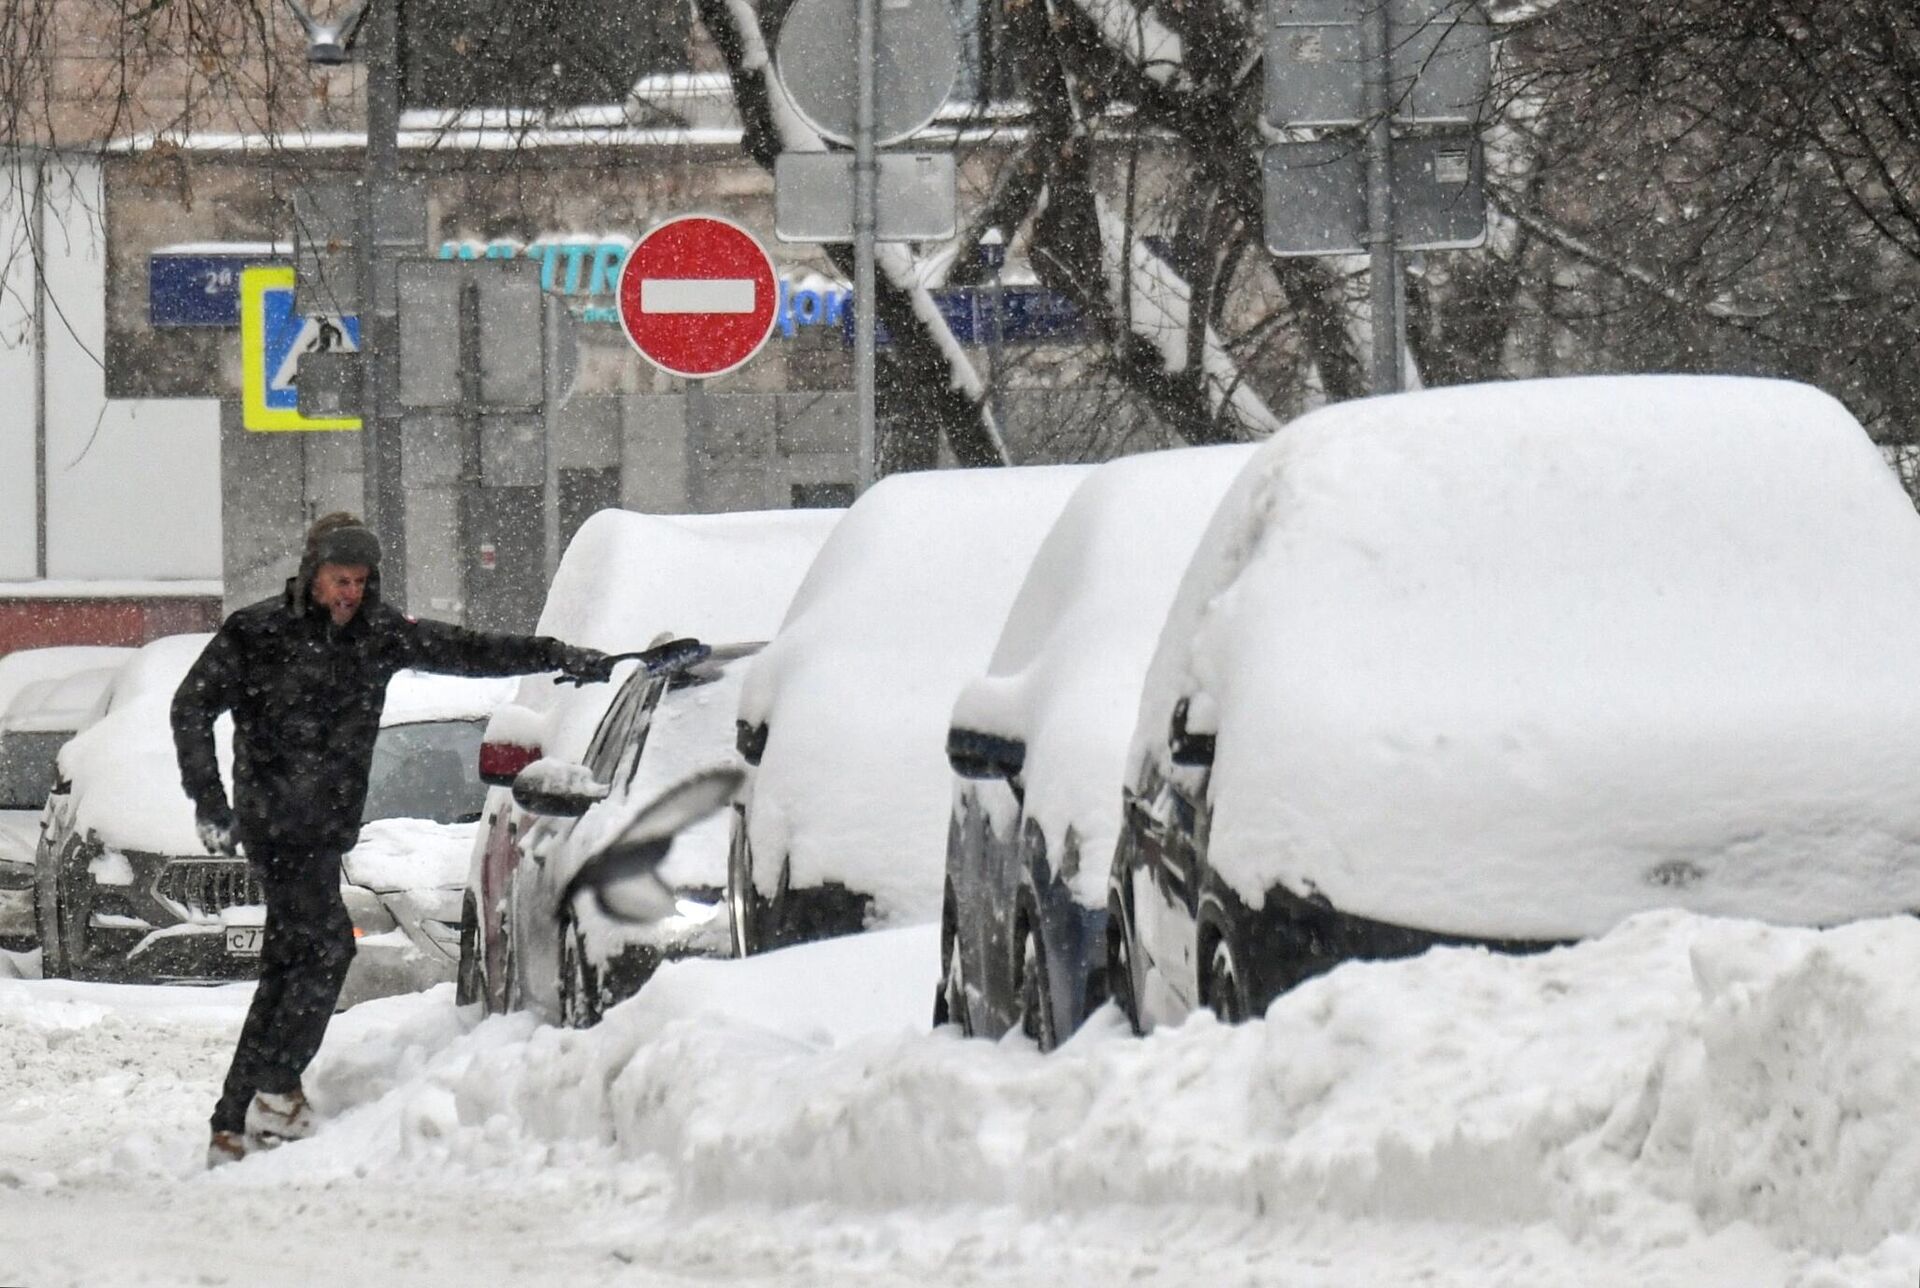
top-left (399, 617), bottom-right (611, 682)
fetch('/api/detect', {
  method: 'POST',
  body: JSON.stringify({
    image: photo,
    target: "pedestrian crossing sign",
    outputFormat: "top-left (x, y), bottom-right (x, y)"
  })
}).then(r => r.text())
top-left (239, 265), bottom-right (363, 431)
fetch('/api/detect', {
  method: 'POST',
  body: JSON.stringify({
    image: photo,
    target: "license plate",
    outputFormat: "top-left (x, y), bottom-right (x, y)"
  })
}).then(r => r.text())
top-left (225, 926), bottom-right (264, 956)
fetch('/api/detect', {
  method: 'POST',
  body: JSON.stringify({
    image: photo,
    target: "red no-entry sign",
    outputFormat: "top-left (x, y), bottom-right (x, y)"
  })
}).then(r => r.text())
top-left (618, 215), bottom-right (780, 379)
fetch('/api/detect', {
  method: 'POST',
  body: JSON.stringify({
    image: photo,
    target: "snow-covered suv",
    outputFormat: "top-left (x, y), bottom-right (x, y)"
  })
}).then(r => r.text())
top-left (1111, 375), bottom-right (1920, 1029)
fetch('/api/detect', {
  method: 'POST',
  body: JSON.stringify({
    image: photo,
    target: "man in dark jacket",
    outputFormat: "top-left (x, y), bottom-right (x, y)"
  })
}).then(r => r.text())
top-left (173, 513), bottom-right (610, 1167)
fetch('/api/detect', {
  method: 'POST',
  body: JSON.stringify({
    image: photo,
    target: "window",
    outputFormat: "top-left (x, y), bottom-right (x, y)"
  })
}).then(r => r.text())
top-left (402, 0), bottom-right (692, 111)
top-left (792, 482), bottom-right (855, 509)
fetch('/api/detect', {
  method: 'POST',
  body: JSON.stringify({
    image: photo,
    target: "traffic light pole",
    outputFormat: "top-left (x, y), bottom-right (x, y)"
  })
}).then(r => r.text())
top-left (357, 0), bottom-right (407, 606)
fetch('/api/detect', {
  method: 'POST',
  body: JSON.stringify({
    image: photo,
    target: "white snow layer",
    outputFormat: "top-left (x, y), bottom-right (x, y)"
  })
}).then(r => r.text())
top-left (490, 507), bottom-right (840, 767)
top-left (739, 466), bottom-right (1093, 919)
top-left (0, 646), bottom-right (132, 725)
top-left (15, 913), bottom-right (1920, 1282)
top-left (58, 634), bottom-right (223, 856)
top-left (340, 819), bottom-right (477, 894)
top-left (951, 445), bottom-right (1257, 906)
top-left (1134, 375), bottom-right (1920, 939)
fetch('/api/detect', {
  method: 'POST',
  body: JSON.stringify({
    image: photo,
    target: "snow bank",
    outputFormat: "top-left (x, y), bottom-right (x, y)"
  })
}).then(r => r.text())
top-left (211, 912), bottom-right (1920, 1268)
top-left (21, 914), bottom-right (1920, 1278)
top-left (739, 466), bottom-right (1092, 919)
top-left (1133, 375), bottom-right (1920, 939)
top-left (952, 446), bottom-right (1257, 905)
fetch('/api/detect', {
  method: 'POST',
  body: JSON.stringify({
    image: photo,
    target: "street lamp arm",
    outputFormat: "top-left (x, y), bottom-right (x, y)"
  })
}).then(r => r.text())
top-left (282, 0), bottom-right (370, 64)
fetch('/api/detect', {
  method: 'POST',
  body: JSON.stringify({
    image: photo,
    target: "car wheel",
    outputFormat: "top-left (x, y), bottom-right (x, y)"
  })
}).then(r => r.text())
top-left (1205, 933), bottom-right (1250, 1025)
top-left (454, 899), bottom-right (483, 1009)
top-left (1015, 919), bottom-right (1058, 1051)
top-left (557, 909), bottom-right (602, 1030)
top-left (934, 898), bottom-right (972, 1034)
top-left (1107, 894), bottom-right (1141, 1035)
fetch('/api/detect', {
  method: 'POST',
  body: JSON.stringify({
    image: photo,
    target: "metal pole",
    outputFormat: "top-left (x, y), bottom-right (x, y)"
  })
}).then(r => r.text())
top-left (1362, 0), bottom-right (1399, 395)
top-left (358, 0), bottom-right (407, 606)
top-left (986, 261), bottom-right (1006, 447)
top-left (853, 0), bottom-right (878, 490)
top-left (31, 154), bottom-right (47, 579)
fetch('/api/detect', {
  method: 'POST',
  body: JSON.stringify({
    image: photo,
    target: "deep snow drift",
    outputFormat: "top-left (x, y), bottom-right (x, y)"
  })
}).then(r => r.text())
top-left (7, 912), bottom-right (1920, 1285)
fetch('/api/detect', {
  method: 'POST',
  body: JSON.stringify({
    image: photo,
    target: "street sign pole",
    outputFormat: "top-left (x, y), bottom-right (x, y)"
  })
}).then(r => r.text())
top-left (358, 0), bottom-right (406, 606)
top-left (1363, 0), bottom-right (1400, 395)
top-left (853, 0), bottom-right (878, 491)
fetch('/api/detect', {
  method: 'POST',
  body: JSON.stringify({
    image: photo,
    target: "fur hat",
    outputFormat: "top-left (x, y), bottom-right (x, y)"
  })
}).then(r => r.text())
top-left (304, 512), bottom-right (382, 570)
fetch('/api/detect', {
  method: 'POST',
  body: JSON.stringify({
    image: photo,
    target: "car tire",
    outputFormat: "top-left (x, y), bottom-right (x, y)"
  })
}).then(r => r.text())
top-left (1205, 933), bottom-right (1250, 1025)
top-left (934, 896), bottom-right (972, 1034)
top-left (1015, 918), bottom-right (1058, 1051)
top-left (454, 899), bottom-right (483, 1009)
top-left (1107, 894), bottom-right (1141, 1035)
top-left (557, 909), bottom-right (602, 1030)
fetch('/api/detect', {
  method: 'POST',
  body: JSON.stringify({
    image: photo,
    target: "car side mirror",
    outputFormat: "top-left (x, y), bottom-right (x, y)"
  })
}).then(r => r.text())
top-left (946, 727), bottom-right (1026, 781)
top-left (1168, 697), bottom-right (1216, 768)
top-left (511, 758), bottom-right (609, 818)
top-left (557, 765), bottom-right (747, 921)
top-left (736, 720), bottom-right (769, 766)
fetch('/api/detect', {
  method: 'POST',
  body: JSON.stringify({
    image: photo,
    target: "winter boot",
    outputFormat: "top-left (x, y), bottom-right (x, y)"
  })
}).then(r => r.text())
top-left (207, 1129), bottom-right (249, 1169)
top-left (245, 1087), bottom-right (317, 1147)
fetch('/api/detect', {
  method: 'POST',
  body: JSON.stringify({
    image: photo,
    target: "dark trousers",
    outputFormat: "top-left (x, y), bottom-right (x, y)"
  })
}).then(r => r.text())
top-left (210, 847), bottom-right (356, 1134)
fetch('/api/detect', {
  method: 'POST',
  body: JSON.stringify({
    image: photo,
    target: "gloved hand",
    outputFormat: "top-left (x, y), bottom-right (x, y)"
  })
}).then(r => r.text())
top-left (556, 644), bottom-right (615, 684)
top-left (196, 810), bottom-right (239, 857)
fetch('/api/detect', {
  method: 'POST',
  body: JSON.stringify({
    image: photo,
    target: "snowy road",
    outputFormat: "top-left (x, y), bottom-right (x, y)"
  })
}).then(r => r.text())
top-left (5, 917), bottom-right (1920, 1286)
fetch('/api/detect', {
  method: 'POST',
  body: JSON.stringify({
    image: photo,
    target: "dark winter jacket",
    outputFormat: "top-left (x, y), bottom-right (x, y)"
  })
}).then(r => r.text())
top-left (171, 563), bottom-right (570, 854)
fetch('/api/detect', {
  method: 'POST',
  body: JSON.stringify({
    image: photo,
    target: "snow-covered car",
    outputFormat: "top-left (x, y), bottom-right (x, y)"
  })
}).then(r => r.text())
top-left (463, 507), bottom-right (841, 1020)
top-left (941, 446), bottom-right (1255, 1047)
top-left (0, 653), bottom-right (129, 948)
top-left (35, 632), bottom-right (512, 992)
top-left (1109, 375), bottom-right (1920, 1029)
top-left (501, 642), bottom-right (762, 1027)
top-left (732, 465), bottom-right (1092, 955)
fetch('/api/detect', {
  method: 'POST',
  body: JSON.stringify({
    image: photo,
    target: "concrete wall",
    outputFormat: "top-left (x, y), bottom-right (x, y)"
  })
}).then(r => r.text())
top-left (0, 157), bottom-right (223, 583)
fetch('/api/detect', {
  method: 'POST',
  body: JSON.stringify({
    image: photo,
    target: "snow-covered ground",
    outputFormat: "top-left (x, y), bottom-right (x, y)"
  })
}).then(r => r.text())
top-left (6, 914), bottom-right (1920, 1286)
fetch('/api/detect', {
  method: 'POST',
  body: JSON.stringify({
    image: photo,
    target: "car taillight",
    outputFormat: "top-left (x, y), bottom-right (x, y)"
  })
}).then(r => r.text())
top-left (478, 741), bottom-right (540, 787)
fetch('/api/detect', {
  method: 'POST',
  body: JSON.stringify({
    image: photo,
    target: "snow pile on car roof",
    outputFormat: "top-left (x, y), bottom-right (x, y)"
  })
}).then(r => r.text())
top-left (739, 465), bottom-right (1091, 922)
top-left (380, 671), bottom-right (514, 726)
top-left (57, 634), bottom-right (219, 855)
top-left (0, 646), bottom-right (131, 725)
top-left (951, 446), bottom-right (1256, 906)
top-left (1135, 374), bottom-right (1920, 939)
top-left (0, 666), bottom-right (119, 734)
top-left (58, 642), bottom-right (506, 855)
top-left (490, 508), bottom-right (842, 764)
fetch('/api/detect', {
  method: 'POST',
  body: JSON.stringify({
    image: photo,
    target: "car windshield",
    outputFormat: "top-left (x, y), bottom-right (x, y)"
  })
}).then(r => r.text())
top-left (0, 730), bottom-right (66, 809)
top-left (361, 719), bottom-right (488, 825)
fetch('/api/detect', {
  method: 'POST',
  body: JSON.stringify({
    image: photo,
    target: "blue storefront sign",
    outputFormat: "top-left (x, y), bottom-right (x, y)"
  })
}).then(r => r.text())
top-left (149, 246), bottom-right (289, 327)
top-left (150, 235), bottom-right (1086, 346)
